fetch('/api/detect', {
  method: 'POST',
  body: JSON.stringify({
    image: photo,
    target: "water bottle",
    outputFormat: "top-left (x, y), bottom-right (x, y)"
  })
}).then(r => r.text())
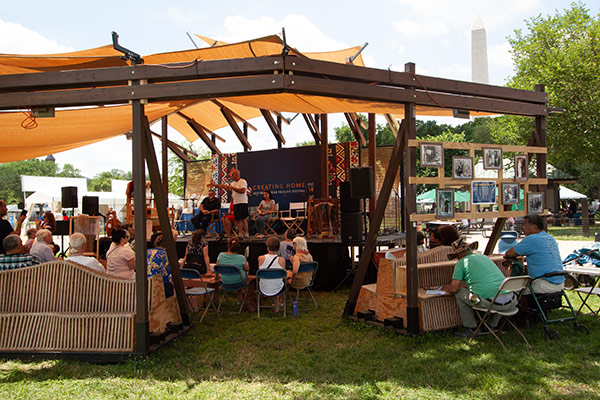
top-left (292, 300), bottom-right (298, 317)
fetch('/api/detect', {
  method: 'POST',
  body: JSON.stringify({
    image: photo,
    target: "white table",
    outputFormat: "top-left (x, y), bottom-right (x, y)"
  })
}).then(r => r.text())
top-left (564, 265), bottom-right (600, 318)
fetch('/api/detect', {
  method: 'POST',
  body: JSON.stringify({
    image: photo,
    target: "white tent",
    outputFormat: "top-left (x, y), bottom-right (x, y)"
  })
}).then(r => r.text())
top-left (559, 186), bottom-right (586, 199)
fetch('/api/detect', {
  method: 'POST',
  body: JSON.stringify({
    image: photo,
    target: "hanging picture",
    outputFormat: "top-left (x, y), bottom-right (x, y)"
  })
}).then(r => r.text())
top-left (502, 183), bottom-right (520, 205)
top-left (420, 142), bottom-right (443, 167)
top-left (452, 156), bottom-right (473, 180)
top-left (472, 181), bottom-right (496, 205)
top-left (483, 147), bottom-right (502, 170)
top-left (436, 189), bottom-right (454, 218)
top-left (528, 192), bottom-right (544, 214)
top-left (515, 155), bottom-right (528, 181)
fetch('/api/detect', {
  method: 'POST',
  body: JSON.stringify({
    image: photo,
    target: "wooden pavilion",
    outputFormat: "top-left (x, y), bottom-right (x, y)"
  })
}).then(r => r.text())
top-left (0, 34), bottom-right (548, 357)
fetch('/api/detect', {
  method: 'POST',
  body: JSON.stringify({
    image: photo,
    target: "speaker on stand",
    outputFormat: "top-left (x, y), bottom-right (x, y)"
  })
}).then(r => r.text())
top-left (350, 167), bottom-right (375, 238)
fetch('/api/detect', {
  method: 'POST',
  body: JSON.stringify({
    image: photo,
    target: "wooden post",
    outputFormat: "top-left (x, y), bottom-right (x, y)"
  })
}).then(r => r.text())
top-left (161, 116), bottom-right (168, 202)
top-left (368, 113), bottom-right (376, 221)
top-left (403, 62), bottom-right (419, 334)
top-left (277, 115), bottom-right (283, 150)
top-left (344, 121), bottom-right (407, 316)
top-left (583, 198), bottom-right (590, 237)
top-left (535, 84), bottom-right (548, 229)
top-left (320, 114), bottom-right (328, 198)
top-left (131, 98), bottom-right (148, 356)
top-left (243, 123), bottom-right (249, 152)
top-left (143, 120), bottom-right (192, 324)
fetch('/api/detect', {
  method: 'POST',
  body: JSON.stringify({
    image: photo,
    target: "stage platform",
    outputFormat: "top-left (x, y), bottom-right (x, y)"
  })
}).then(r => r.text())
top-left (99, 233), bottom-right (404, 291)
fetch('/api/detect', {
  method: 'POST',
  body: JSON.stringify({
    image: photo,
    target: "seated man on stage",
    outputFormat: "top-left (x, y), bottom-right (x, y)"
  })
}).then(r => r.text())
top-left (191, 189), bottom-right (220, 231)
top-left (505, 214), bottom-right (564, 294)
top-left (442, 237), bottom-right (517, 337)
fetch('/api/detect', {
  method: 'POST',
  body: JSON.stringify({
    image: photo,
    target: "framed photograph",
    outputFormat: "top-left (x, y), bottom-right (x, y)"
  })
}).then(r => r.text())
top-left (436, 189), bottom-right (454, 218)
top-left (420, 142), bottom-right (443, 168)
top-left (502, 183), bottom-right (520, 205)
top-left (452, 156), bottom-right (473, 180)
top-left (528, 192), bottom-right (544, 214)
top-left (515, 155), bottom-right (528, 181)
top-left (472, 181), bottom-right (496, 205)
top-left (483, 147), bottom-right (502, 170)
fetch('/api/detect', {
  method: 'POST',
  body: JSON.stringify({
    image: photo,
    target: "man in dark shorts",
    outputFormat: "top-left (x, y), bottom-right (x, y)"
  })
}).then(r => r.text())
top-left (0, 200), bottom-right (26, 254)
top-left (191, 189), bottom-right (220, 231)
top-left (209, 168), bottom-right (249, 237)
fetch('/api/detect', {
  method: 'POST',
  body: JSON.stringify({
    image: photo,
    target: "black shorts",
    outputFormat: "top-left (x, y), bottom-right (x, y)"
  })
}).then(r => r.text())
top-left (233, 203), bottom-right (249, 221)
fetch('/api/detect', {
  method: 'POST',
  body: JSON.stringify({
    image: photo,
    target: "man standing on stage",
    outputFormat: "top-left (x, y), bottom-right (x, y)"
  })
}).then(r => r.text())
top-left (210, 169), bottom-right (249, 238)
top-left (191, 189), bottom-right (220, 232)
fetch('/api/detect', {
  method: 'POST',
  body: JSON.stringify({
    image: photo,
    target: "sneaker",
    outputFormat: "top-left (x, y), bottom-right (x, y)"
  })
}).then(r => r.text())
top-left (454, 328), bottom-right (477, 338)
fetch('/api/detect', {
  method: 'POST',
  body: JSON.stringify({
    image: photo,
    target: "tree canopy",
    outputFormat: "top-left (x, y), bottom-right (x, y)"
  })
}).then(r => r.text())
top-left (498, 3), bottom-right (600, 196)
top-left (87, 169), bottom-right (132, 192)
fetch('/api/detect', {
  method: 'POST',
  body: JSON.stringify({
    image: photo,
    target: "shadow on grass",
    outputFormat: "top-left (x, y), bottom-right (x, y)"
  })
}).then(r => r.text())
top-left (1, 291), bottom-right (600, 399)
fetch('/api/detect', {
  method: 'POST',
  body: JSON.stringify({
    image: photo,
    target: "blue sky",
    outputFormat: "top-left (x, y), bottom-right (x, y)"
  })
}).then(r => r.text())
top-left (0, 0), bottom-right (583, 177)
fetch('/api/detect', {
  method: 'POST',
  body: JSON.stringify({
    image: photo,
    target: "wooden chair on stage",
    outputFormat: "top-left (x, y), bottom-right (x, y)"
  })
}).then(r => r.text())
top-left (307, 198), bottom-right (340, 238)
top-left (69, 214), bottom-right (100, 259)
top-left (280, 202), bottom-right (307, 235)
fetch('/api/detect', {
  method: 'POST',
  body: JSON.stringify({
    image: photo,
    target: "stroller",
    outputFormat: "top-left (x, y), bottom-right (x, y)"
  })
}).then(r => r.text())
top-left (506, 258), bottom-right (590, 340)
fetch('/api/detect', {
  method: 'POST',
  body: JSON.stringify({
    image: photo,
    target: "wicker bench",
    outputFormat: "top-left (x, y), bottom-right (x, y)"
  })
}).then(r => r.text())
top-left (0, 260), bottom-right (180, 354)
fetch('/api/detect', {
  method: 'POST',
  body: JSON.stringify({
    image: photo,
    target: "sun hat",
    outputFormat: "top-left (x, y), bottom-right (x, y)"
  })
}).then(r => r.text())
top-left (447, 237), bottom-right (478, 259)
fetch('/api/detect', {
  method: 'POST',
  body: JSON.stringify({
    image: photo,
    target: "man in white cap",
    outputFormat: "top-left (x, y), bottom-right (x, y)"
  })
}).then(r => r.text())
top-left (442, 237), bottom-right (516, 337)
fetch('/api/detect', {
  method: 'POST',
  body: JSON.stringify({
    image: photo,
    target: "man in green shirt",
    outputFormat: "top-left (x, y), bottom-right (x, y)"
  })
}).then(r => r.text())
top-left (442, 237), bottom-right (516, 337)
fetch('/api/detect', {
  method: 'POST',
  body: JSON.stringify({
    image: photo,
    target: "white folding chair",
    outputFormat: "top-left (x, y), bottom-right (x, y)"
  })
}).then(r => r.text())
top-left (470, 275), bottom-right (532, 349)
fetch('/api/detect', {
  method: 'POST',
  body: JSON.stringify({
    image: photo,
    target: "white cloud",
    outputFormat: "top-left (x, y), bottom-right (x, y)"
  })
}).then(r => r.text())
top-left (438, 63), bottom-right (470, 81)
top-left (392, 19), bottom-right (448, 39)
top-left (488, 41), bottom-right (513, 69)
top-left (160, 7), bottom-right (206, 25)
top-left (0, 19), bottom-right (72, 54)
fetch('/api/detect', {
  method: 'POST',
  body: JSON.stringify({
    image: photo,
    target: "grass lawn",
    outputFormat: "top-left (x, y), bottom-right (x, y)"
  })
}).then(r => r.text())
top-left (1, 290), bottom-right (600, 399)
top-left (548, 226), bottom-right (600, 241)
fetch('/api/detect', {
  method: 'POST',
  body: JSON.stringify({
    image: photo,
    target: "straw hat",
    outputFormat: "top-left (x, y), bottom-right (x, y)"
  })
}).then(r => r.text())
top-left (447, 237), bottom-right (478, 259)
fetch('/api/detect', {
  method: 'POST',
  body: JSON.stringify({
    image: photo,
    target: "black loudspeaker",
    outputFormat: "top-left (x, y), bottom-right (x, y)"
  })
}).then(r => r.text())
top-left (350, 167), bottom-right (374, 199)
top-left (340, 181), bottom-right (360, 213)
top-left (341, 212), bottom-right (363, 243)
top-left (82, 196), bottom-right (99, 216)
top-left (61, 186), bottom-right (78, 208)
top-left (54, 220), bottom-right (70, 236)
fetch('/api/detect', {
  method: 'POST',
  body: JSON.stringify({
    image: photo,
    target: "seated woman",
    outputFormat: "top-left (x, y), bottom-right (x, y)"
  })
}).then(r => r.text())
top-left (216, 238), bottom-right (249, 289)
top-left (182, 229), bottom-right (212, 274)
top-left (65, 232), bottom-right (105, 273)
top-left (36, 211), bottom-right (56, 232)
top-left (254, 190), bottom-right (276, 238)
top-left (289, 236), bottom-right (314, 290)
top-left (258, 236), bottom-right (287, 312)
top-left (278, 229), bottom-right (296, 270)
top-left (147, 233), bottom-right (173, 297)
top-left (106, 229), bottom-right (135, 279)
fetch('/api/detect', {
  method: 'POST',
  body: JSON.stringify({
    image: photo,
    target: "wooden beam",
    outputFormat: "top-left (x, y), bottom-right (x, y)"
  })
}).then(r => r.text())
top-left (384, 114), bottom-right (399, 137)
top-left (260, 108), bottom-right (286, 145)
top-left (350, 112), bottom-right (368, 130)
top-left (186, 119), bottom-right (222, 154)
top-left (320, 114), bottom-right (328, 198)
top-left (161, 116), bottom-right (168, 202)
top-left (219, 105), bottom-right (252, 151)
top-left (407, 140), bottom-right (547, 154)
top-left (148, 129), bottom-right (198, 156)
top-left (343, 113), bottom-right (367, 146)
top-left (302, 113), bottom-right (321, 145)
top-left (177, 111), bottom-right (226, 142)
top-left (131, 97), bottom-right (148, 356)
top-left (143, 119), bottom-right (192, 325)
top-left (211, 99), bottom-right (258, 132)
top-left (368, 113), bottom-right (376, 219)
top-left (344, 119), bottom-right (407, 316)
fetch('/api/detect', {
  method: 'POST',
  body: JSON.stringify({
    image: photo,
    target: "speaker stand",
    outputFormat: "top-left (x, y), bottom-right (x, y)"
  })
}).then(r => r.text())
top-left (334, 242), bottom-right (362, 291)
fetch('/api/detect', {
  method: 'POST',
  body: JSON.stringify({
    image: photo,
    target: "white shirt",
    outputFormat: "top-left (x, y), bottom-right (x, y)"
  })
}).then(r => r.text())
top-left (231, 178), bottom-right (248, 205)
top-left (66, 255), bottom-right (105, 273)
top-left (258, 254), bottom-right (285, 296)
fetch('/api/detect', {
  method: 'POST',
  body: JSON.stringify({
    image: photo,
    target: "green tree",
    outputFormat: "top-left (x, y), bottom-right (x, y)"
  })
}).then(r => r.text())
top-left (0, 159), bottom-right (58, 204)
top-left (87, 169), bottom-right (132, 192)
top-left (296, 140), bottom-right (316, 147)
top-left (168, 144), bottom-right (211, 197)
top-left (334, 114), bottom-right (396, 146)
top-left (56, 163), bottom-right (83, 178)
top-left (495, 3), bottom-right (600, 196)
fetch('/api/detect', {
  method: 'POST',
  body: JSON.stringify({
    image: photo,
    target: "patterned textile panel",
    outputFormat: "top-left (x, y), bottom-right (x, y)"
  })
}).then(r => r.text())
top-left (329, 142), bottom-right (359, 198)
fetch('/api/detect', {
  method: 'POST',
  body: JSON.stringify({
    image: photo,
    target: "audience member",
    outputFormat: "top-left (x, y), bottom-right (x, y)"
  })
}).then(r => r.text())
top-left (216, 238), bottom-right (249, 290)
top-left (36, 211), bottom-right (56, 232)
top-left (0, 234), bottom-right (40, 270)
top-left (65, 233), bottom-right (105, 273)
top-left (278, 229), bottom-right (296, 270)
top-left (254, 190), bottom-right (276, 238)
top-left (290, 237), bottom-right (314, 290)
top-left (416, 231), bottom-right (427, 252)
top-left (182, 229), bottom-right (211, 274)
top-left (106, 229), bottom-right (135, 279)
top-left (0, 199), bottom-right (25, 254)
top-left (442, 237), bottom-right (515, 337)
top-left (258, 236), bottom-right (286, 312)
top-left (437, 225), bottom-right (460, 246)
top-left (24, 228), bottom-right (37, 252)
top-left (147, 234), bottom-right (173, 297)
top-left (30, 229), bottom-right (57, 263)
top-left (191, 189), bottom-right (220, 231)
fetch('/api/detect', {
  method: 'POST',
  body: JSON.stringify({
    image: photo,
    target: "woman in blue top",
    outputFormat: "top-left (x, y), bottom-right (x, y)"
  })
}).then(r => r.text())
top-left (216, 238), bottom-right (248, 286)
top-left (147, 233), bottom-right (173, 297)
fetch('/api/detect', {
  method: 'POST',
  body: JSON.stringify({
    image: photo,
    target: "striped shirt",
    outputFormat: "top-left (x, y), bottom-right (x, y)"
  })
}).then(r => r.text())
top-left (0, 253), bottom-right (40, 271)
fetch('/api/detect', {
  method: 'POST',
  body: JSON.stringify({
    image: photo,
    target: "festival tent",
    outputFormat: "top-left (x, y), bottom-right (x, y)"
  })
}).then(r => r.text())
top-left (559, 186), bottom-right (586, 199)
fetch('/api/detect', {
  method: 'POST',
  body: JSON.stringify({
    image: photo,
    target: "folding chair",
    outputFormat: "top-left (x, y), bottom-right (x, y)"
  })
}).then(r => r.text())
top-left (214, 264), bottom-right (248, 313)
top-left (206, 212), bottom-right (221, 237)
top-left (265, 203), bottom-right (280, 235)
top-left (256, 268), bottom-right (287, 318)
top-left (181, 268), bottom-right (218, 322)
top-left (280, 202), bottom-right (307, 235)
top-left (470, 275), bottom-right (532, 349)
top-left (289, 261), bottom-right (319, 308)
